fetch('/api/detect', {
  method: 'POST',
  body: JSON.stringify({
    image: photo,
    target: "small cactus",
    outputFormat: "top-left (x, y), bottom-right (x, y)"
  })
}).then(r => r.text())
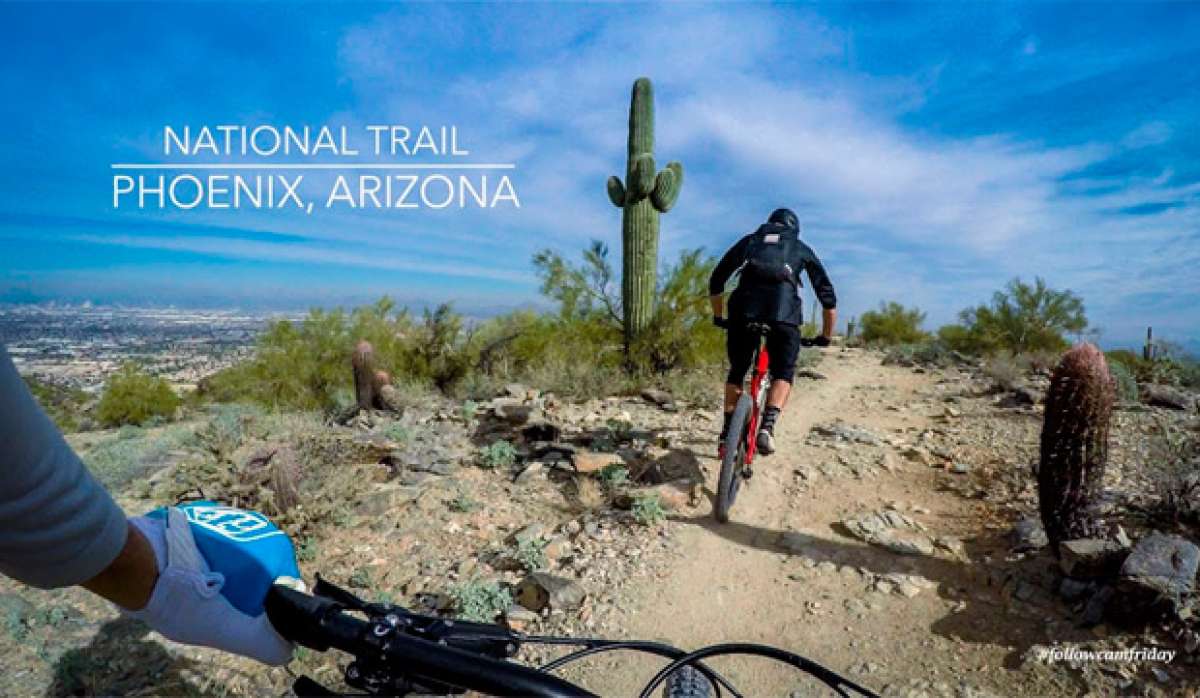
top-left (1038, 343), bottom-right (1115, 555)
top-left (352, 340), bottom-right (377, 410)
top-left (606, 77), bottom-right (684, 349)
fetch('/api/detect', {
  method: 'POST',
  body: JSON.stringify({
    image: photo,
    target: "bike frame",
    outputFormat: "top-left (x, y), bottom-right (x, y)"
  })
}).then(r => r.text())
top-left (742, 336), bottom-right (771, 464)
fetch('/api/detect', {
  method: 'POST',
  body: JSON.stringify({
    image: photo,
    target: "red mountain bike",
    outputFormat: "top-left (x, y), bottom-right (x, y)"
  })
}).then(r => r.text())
top-left (715, 321), bottom-right (819, 523)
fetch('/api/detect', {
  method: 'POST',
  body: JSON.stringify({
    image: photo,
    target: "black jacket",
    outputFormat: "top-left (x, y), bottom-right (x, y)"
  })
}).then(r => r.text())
top-left (708, 221), bottom-right (837, 326)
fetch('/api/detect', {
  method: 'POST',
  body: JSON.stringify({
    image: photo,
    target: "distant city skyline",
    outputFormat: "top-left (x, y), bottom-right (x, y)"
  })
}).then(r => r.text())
top-left (1, 3), bottom-right (1197, 351)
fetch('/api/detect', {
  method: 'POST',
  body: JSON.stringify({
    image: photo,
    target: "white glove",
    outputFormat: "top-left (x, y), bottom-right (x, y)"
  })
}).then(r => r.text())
top-left (124, 507), bottom-right (294, 665)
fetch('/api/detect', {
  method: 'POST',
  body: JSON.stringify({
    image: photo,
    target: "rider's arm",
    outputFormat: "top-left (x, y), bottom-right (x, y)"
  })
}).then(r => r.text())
top-left (0, 345), bottom-right (137, 593)
top-left (708, 235), bottom-right (752, 315)
top-left (798, 246), bottom-right (837, 339)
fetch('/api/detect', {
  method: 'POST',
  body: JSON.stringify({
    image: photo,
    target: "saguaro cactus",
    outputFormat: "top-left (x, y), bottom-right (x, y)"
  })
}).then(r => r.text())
top-left (606, 77), bottom-right (683, 348)
top-left (1038, 343), bottom-right (1116, 555)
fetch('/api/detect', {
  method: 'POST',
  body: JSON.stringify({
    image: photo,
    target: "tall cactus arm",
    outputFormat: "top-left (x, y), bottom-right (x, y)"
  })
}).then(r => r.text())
top-left (630, 154), bottom-right (656, 200)
top-left (651, 161), bottom-right (683, 212)
top-left (606, 176), bottom-right (626, 207)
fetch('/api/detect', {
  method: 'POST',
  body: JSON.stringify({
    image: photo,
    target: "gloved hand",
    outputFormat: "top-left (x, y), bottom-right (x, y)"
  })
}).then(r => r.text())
top-left (812, 335), bottom-right (831, 347)
top-left (712, 316), bottom-right (729, 329)
top-left (123, 507), bottom-right (294, 665)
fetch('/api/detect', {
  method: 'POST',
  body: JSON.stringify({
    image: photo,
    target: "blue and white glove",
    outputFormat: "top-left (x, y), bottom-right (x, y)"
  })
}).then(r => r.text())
top-left (124, 506), bottom-right (296, 665)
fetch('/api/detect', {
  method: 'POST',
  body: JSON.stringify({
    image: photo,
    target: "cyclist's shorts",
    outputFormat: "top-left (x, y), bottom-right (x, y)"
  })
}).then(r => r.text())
top-left (725, 323), bottom-right (802, 385)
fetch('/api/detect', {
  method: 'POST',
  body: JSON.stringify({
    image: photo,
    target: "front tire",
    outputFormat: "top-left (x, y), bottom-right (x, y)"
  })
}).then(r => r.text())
top-left (715, 393), bottom-right (752, 523)
top-left (662, 665), bottom-right (712, 698)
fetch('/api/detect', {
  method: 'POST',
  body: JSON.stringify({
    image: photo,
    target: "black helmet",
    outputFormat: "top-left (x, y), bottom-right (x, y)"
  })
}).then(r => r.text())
top-left (767, 207), bottom-right (798, 230)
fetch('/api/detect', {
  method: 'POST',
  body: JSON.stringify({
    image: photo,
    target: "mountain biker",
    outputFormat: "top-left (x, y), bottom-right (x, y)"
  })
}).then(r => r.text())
top-left (0, 345), bottom-right (295, 665)
top-left (708, 208), bottom-right (837, 456)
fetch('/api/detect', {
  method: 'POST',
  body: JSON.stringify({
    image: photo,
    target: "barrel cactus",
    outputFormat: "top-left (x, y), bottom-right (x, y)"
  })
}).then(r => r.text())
top-left (606, 77), bottom-right (683, 347)
top-left (1038, 343), bottom-right (1115, 555)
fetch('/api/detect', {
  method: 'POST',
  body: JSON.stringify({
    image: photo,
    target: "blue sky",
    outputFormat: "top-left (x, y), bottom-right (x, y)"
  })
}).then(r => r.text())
top-left (1, 2), bottom-right (1197, 350)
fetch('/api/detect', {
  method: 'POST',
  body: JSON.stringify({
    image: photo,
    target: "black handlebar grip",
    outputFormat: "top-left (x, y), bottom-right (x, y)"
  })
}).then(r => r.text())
top-left (266, 584), bottom-right (346, 651)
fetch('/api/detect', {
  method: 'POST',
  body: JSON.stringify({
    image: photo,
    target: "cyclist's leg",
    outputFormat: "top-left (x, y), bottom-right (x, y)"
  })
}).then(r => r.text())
top-left (757, 324), bottom-right (801, 454)
top-left (722, 325), bottom-right (755, 449)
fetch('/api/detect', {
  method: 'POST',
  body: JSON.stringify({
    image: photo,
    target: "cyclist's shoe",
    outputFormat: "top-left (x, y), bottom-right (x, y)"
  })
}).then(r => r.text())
top-left (756, 428), bottom-right (776, 455)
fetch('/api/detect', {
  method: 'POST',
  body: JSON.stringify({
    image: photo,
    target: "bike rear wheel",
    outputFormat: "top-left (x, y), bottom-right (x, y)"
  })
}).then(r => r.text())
top-left (716, 393), bottom-right (752, 523)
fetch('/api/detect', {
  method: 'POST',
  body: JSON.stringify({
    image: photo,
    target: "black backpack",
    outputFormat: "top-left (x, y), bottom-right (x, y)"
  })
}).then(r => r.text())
top-left (740, 227), bottom-right (797, 288)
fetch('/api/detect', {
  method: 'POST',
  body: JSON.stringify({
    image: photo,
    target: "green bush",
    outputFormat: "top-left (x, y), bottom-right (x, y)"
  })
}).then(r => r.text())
top-left (478, 440), bottom-right (517, 469)
top-left (82, 423), bottom-right (195, 489)
top-left (96, 363), bottom-right (181, 427)
top-left (598, 463), bottom-right (629, 489)
top-left (23, 375), bottom-right (88, 432)
top-left (859, 302), bottom-right (929, 346)
top-left (632, 492), bottom-right (667, 526)
top-left (512, 537), bottom-right (548, 572)
top-left (449, 578), bottom-right (512, 622)
top-left (953, 277), bottom-right (1087, 355)
top-left (1108, 360), bottom-right (1139, 403)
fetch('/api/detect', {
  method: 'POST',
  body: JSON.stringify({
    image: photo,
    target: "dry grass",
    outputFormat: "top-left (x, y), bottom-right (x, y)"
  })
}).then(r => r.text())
top-left (572, 476), bottom-right (607, 512)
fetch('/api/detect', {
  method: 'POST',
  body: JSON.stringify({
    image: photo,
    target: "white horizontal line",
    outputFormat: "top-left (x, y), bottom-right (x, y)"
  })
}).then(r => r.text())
top-left (110, 163), bottom-right (516, 170)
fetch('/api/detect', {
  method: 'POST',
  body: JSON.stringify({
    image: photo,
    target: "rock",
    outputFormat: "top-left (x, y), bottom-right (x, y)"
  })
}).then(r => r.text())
top-left (615, 479), bottom-right (696, 511)
top-left (812, 421), bottom-right (882, 445)
top-left (514, 462), bottom-right (544, 483)
top-left (521, 420), bottom-right (561, 442)
top-left (1059, 539), bottom-right (1130, 579)
top-left (504, 383), bottom-right (532, 399)
top-left (795, 369), bottom-right (827, 381)
top-left (640, 389), bottom-right (677, 411)
top-left (1081, 586), bottom-right (1115, 626)
top-left (1119, 533), bottom-right (1200, 601)
top-left (515, 573), bottom-right (587, 612)
top-left (495, 402), bottom-right (538, 425)
top-left (572, 450), bottom-right (622, 474)
top-left (1141, 384), bottom-right (1192, 410)
top-left (513, 523), bottom-right (548, 545)
top-left (503, 604), bottom-right (539, 631)
top-left (543, 537), bottom-right (572, 562)
top-left (1059, 577), bottom-right (1096, 603)
top-left (352, 432), bottom-right (402, 460)
top-left (840, 510), bottom-right (936, 556)
top-left (951, 462), bottom-right (971, 474)
top-left (1010, 517), bottom-right (1049, 552)
top-left (355, 485), bottom-right (422, 516)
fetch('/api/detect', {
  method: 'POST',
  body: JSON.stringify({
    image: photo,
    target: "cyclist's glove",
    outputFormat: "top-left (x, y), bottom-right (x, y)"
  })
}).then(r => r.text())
top-left (712, 316), bottom-right (729, 329)
top-left (812, 335), bottom-right (831, 347)
top-left (123, 506), bottom-right (295, 665)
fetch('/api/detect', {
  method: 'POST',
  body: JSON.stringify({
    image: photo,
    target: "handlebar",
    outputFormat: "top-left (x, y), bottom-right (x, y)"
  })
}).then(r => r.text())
top-left (266, 583), bottom-right (596, 697)
top-left (267, 575), bottom-right (879, 698)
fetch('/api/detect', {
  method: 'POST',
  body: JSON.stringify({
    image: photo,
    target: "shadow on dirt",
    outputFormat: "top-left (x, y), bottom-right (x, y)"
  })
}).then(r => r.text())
top-left (671, 513), bottom-right (1095, 676)
top-left (45, 617), bottom-right (211, 697)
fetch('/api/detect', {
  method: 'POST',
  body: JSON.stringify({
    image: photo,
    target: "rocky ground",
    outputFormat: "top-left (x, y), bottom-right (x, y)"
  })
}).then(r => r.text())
top-left (2, 346), bottom-right (1198, 697)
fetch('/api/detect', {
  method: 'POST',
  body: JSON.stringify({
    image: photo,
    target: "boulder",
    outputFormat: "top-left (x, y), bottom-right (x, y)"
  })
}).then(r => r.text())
top-left (1141, 385), bottom-right (1193, 411)
top-left (614, 479), bottom-right (697, 511)
top-left (572, 450), bottom-right (623, 474)
top-left (1119, 533), bottom-right (1200, 601)
top-left (640, 388), bottom-right (677, 411)
top-left (1059, 539), bottom-right (1130, 579)
top-left (1011, 517), bottom-right (1049, 552)
top-left (355, 485), bottom-right (422, 516)
top-left (515, 573), bottom-right (586, 612)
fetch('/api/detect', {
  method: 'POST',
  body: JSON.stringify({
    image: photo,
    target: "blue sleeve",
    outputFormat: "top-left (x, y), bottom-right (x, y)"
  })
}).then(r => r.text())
top-left (0, 345), bottom-right (128, 588)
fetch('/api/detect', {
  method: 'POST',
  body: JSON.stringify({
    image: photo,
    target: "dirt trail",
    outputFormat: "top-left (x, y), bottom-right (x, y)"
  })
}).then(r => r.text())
top-left (568, 348), bottom-right (1070, 697)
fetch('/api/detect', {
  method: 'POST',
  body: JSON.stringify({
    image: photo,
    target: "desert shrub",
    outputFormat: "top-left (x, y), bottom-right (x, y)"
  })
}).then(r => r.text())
top-left (1105, 346), bottom-right (1200, 389)
top-left (512, 537), bottom-right (548, 572)
top-left (983, 355), bottom-right (1023, 390)
top-left (1107, 360), bottom-right (1139, 403)
top-left (859, 302), bottom-right (929, 346)
top-left (449, 578), bottom-right (512, 622)
top-left (1147, 419), bottom-right (1200, 527)
top-left (23, 375), bottom-right (89, 432)
top-left (195, 403), bottom-right (262, 461)
top-left (632, 492), bottom-right (667, 526)
top-left (936, 324), bottom-right (973, 353)
top-left (82, 423), bottom-right (195, 489)
top-left (530, 242), bottom-right (723, 378)
top-left (882, 341), bottom-right (955, 368)
top-left (201, 298), bottom-right (479, 409)
top-left (477, 440), bottom-right (517, 469)
top-left (96, 363), bottom-right (181, 427)
top-left (598, 463), bottom-right (629, 489)
top-left (954, 277), bottom-right (1087, 355)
